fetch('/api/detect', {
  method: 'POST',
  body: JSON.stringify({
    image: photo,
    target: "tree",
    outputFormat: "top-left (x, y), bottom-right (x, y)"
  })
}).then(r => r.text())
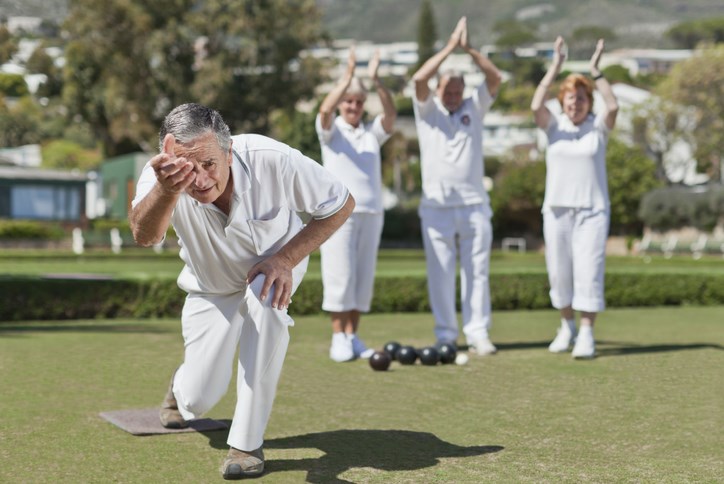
top-left (269, 107), bottom-right (320, 163)
top-left (666, 17), bottom-right (724, 49)
top-left (0, 73), bottom-right (28, 97)
top-left (0, 24), bottom-right (16, 64)
top-left (62, 0), bottom-right (324, 157)
top-left (601, 64), bottom-right (633, 85)
top-left (490, 157), bottom-right (546, 237)
top-left (188, 0), bottom-right (325, 136)
top-left (41, 139), bottom-right (102, 171)
top-left (62, 0), bottom-right (195, 156)
top-left (26, 44), bottom-right (63, 97)
top-left (493, 19), bottom-right (537, 56)
top-left (494, 83), bottom-right (537, 112)
top-left (606, 138), bottom-right (662, 235)
top-left (0, 96), bottom-right (42, 147)
top-left (413, 0), bottom-right (437, 73)
top-left (655, 44), bottom-right (724, 182)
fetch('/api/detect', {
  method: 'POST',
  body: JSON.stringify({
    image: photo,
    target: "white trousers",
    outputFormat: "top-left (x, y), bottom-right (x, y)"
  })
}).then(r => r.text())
top-left (320, 213), bottom-right (383, 312)
top-left (419, 204), bottom-right (493, 344)
top-left (543, 207), bottom-right (609, 313)
top-left (172, 261), bottom-right (307, 451)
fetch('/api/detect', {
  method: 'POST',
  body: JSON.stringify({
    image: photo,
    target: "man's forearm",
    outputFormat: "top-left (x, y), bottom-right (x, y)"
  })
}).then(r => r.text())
top-left (130, 184), bottom-right (178, 247)
top-left (273, 194), bottom-right (355, 268)
top-left (465, 47), bottom-right (502, 96)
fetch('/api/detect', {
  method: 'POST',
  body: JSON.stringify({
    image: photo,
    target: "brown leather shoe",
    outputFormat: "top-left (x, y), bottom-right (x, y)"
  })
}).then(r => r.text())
top-left (159, 368), bottom-right (187, 429)
top-left (221, 447), bottom-right (264, 479)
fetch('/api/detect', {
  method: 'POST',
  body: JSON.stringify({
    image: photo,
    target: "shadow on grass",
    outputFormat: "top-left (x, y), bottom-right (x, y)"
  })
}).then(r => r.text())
top-left (493, 341), bottom-right (550, 350)
top-left (0, 323), bottom-right (174, 335)
top-left (596, 341), bottom-right (724, 356)
top-left (488, 341), bottom-right (723, 356)
top-left (202, 428), bottom-right (502, 483)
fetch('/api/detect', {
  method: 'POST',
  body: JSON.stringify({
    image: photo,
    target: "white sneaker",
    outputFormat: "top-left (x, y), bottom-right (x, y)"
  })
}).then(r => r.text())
top-left (548, 326), bottom-right (576, 353)
top-left (572, 327), bottom-right (595, 359)
top-left (329, 333), bottom-right (354, 362)
top-left (350, 334), bottom-right (375, 359)
top-left (469, 337), bottom-right (497, 355)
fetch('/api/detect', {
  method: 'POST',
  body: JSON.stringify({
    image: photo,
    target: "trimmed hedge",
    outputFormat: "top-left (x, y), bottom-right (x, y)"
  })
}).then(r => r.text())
top-left (1, 272), bottom-right (723, 322)
top-left (0, 220), bottom-right (65, 240)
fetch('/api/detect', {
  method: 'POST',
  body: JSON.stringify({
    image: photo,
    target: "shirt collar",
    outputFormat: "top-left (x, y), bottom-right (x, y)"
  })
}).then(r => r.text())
top-left (335, 116), bottom-right (365, 135)
top-left (232, 146), bottom-right (251, 195)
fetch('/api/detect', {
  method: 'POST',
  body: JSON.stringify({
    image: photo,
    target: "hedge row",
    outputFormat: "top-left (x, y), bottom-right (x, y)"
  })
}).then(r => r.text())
top-left (2, 272), bottom-right (723, 322)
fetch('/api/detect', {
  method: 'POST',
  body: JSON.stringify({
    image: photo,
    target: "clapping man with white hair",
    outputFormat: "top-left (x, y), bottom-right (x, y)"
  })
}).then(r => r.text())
top-left (411, 16), bottom-right (502, 355)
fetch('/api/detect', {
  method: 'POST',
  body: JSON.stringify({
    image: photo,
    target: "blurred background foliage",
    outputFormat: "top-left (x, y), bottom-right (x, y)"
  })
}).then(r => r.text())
top-left (0, 1), bottom-right (722, 242)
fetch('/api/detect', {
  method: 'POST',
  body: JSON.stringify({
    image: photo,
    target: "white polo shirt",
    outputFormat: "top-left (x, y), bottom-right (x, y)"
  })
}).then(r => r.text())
top-left (413, 82), bottom-right (494, 208)
top-left (542, 112), bottom-right (610, 212)
top-left (315, 114), bottom-right (390, 214)
top-left (132, 133), bottom-right (349, 295)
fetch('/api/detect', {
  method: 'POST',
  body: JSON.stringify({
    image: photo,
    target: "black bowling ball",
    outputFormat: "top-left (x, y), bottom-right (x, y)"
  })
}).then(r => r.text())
top-left (419, 346), bottom-right (440, 366)
top-left (395, 345), bottom-right (417, 365)
top-left (369, 351), bottom-right (391, 371)
top-left (383, 341), bottom-right (402, 360)
top-left (437, 343), bottom-right (457, 364)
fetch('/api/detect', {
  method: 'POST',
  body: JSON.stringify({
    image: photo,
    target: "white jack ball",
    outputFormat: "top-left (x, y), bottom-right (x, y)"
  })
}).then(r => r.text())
top-left (455, 353), bottom-right (469, 365)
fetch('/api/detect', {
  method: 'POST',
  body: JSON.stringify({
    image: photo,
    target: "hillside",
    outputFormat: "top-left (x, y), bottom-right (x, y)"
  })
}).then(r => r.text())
top-left (2, 0), bottom-right (722, 48)
top-left (318, 0), bottom-right (724, 47)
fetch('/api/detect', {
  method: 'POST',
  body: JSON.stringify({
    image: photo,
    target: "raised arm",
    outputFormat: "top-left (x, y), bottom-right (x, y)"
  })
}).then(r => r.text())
top-left (412, 16), bottom-right (466, 102)
top-left (531, 36), bottom-right (566, 129)
top-left (369, 49), bottom-right (397, 133)
top-left (460, 18), bottom-right (502, 97)
top-left (246, 194), bottom-right (355, 310)
top-left (129, 134), bottom-right (195, 246)
top-left (590, 39), bottom-right (619, 130)
top-left (318, 47), bottom-right (356, 130)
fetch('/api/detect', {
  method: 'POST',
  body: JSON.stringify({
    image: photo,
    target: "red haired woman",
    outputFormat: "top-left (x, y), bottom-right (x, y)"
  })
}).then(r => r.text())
top-left (531, 37), bottom-right (619, 359)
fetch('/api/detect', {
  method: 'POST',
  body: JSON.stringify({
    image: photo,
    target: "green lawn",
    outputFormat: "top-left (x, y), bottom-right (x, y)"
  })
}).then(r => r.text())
top-left (2, 248), bottom-right (724, 279)
top-left (1, 307), bottom-right (722, 482)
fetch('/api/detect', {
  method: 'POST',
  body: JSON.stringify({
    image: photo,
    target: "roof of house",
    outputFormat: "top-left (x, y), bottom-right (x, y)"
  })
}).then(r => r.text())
top-left (0, 165), bottom-right (88, 182)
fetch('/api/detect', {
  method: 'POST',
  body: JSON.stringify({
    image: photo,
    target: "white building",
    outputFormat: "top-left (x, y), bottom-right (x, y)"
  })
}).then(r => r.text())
top-left (0, 145), bottom-right (42, 167)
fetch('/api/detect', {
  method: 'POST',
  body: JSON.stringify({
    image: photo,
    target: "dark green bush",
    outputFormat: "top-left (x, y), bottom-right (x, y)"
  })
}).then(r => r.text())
top-left (490, 160), bottom-right (546, 238)
top-left (2, 272), bottom-right (722, 322)
top-left (0, 73), bottom-right (29, 97)
top-left (0, 220), bottom-right (64, 240)
top-left (382, 207), bottom-right (422, 246)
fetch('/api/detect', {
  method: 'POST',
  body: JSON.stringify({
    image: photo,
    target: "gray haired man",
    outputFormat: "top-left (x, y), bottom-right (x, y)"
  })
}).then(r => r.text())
top-left (130, 103), bottom-right (354, 479)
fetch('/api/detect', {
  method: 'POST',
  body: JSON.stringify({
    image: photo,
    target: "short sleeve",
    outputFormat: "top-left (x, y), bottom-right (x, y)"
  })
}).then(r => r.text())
top-left (413, 91), bottom-right (435, 119)
top-left (130, 161), bottom-right (157, 209)
top-left (315, 113), bottom-right (335, 145)
top-left (283, 146), bottom-right (350, 220)
top-left (594, 111), bottom-right (610, 135)
top-left (370, 115), bottom-right (392, 146)
top-left (472, 82), bottom-right (494, 115)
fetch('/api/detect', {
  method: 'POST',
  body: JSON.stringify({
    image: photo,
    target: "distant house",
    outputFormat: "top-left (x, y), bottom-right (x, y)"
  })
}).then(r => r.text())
top-left (98, 152), bottom-right (150, 220)
top-left (6, 17), bottom-right (43, 35)
top-left (603, 49), bottom-right (692, 77)
top-left (0, 163), bottom-right (88, 225)
top-left (0, 144), bottom-right (42, 167)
